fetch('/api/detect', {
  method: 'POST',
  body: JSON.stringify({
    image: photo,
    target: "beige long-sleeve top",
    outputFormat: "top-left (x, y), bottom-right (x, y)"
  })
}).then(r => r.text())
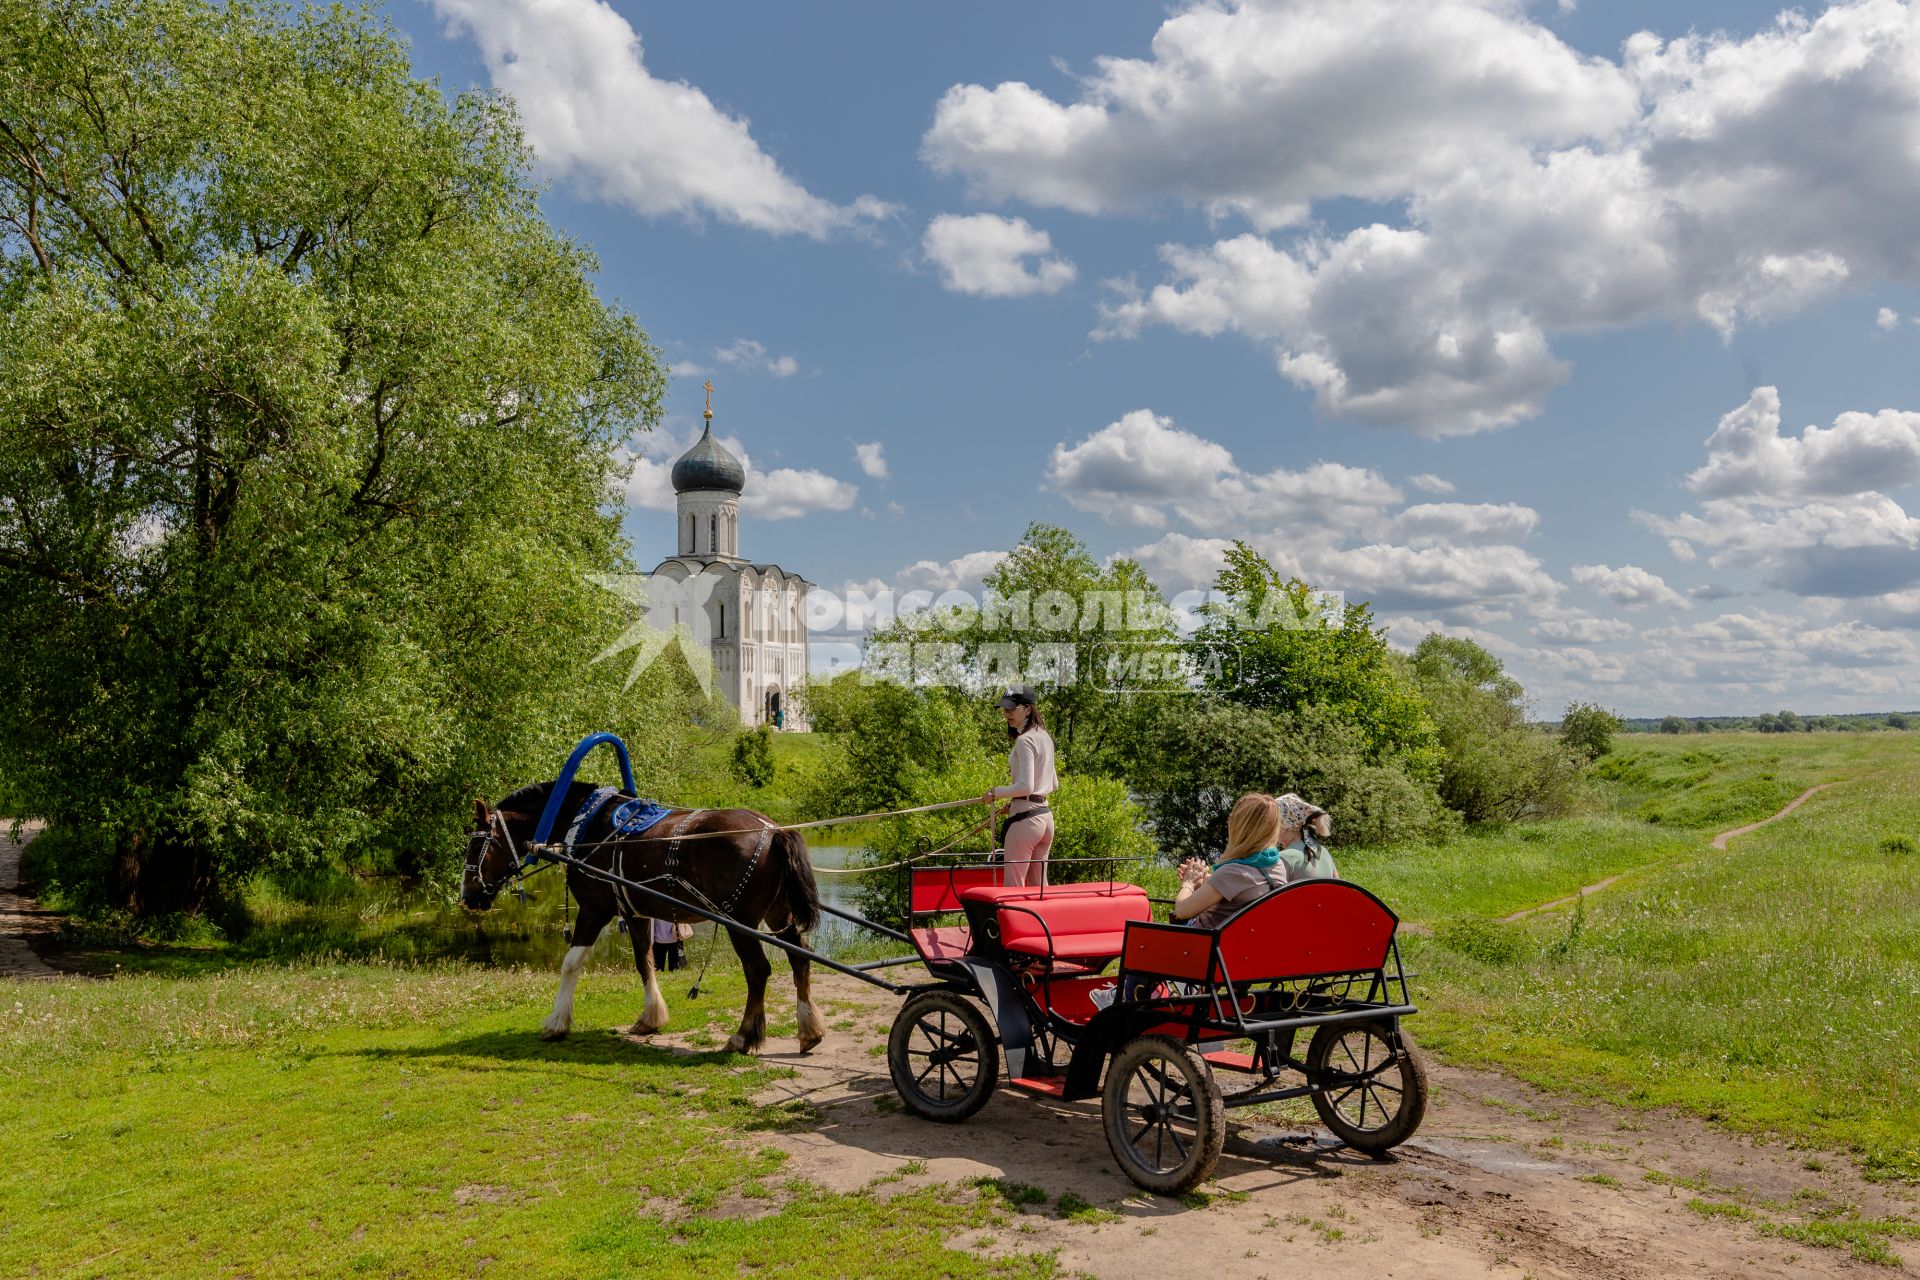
top-left (991, 728), bottom-right (1057, 811)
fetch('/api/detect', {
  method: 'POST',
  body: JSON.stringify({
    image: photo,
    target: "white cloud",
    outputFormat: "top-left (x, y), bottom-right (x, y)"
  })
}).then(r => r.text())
top-left (1641, 494), bottom-right (1920, 598)
top-left (939, 0), bottom-right (1920, 431)
top-left (1880, 306), bottom-right (1903, 331)
top-left (923, 214), bottom-right (1077, 297)
top-left (1048, 408), bottom-right (1399, 533)
top-left (895, 550), bottom-right (1009, 594)
top-left (1309, 542), bottom-right (1562, 614)
top-left (1387, 502), bottom-right (1539, 548)
top-left (1409, 473), bottom-right (1457, 495)
top-left (1684, 386), bottom-right (1920, 500)
top-left (1638, 388), bottom-right (1920, 598)
top-left (428, 0), bottom-right (890, 238)
top-left (1531, 616), bottom-right (1636, 645)
top-left (923, 0), bottom-right (1635, 227)
top-left (854, 442), bottom-right (889, 480)
top-left (1572, 563), bottom-right (1690, 610)
top-left (624, 423), bottom-right (857, 521)
top-left (715, 339), bottom-right (800, 378)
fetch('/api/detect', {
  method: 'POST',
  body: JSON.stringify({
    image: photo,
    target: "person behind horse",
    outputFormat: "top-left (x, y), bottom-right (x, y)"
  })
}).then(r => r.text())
top-left (983, 684), bottom-right (1057, 888)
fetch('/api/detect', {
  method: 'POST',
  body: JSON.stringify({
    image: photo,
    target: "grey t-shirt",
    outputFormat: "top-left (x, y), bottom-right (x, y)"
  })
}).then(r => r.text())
top-left (1191, 860), bottom-right (1289, 931)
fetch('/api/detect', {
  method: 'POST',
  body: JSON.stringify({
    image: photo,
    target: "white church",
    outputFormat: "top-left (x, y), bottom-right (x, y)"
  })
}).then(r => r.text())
top-left (648, 391), bottom-right (811, 729)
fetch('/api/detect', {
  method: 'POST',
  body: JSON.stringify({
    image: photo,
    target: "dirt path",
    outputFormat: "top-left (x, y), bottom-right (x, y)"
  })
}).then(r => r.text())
top-left (1709, 782), bottom-right (1841, 850)
top-left (0, 821), bottom-right (59, 980)
top-left (1502, 783), bottom-right (1842, 923)
top-left (632, 975), bottom-right (1912, 1278)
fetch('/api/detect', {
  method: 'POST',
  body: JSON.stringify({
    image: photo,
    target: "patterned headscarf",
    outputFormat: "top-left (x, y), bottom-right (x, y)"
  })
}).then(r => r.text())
top-left (1274, 792), bottom-right (1324, 832)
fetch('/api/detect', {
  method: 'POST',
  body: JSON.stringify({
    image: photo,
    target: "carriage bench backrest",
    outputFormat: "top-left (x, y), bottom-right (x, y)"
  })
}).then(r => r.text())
top-left (958, 882), bottom-right (1152, 961)
top-left (910, 866), bottom-right (1005, 919)
top-left (1120, 879), bottom-right (1399, 986)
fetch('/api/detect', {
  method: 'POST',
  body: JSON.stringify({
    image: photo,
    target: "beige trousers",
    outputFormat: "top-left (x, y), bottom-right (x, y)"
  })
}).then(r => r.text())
top-left (1003, 810), bottom-right (1055, 888)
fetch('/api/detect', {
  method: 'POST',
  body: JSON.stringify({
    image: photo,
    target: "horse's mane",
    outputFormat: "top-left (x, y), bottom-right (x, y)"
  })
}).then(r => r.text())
top-left (497, 777), bottom-right (601, 818)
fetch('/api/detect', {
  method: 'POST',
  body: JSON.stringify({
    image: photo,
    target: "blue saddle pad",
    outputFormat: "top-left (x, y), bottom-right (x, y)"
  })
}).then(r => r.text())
top-left (609, 797), bottom-right (673, 835)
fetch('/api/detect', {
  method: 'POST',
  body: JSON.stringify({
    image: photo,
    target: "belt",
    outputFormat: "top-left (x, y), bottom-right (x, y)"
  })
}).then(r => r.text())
top-left (1008, 801), bottom-right (1050, 819)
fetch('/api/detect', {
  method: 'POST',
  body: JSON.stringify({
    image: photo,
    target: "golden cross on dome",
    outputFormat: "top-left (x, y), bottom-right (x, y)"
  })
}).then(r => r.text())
top-left (703, 380), bottom-right (714, 420)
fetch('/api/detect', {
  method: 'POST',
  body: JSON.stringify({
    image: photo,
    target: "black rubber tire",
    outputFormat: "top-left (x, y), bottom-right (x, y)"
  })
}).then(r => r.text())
top-left (887, 991), bottom-right (999, 1122)
top-left (1307, 1020), bottom-right (1428, 1152)
top-left (1101, 1035), bottom-right (1226, 1195)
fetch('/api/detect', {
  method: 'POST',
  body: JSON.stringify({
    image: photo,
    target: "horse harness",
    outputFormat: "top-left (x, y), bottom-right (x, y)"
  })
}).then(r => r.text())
top-left (563, 789), bottom-right (775, 923)
top-left (471, 789), bottom-right (775, 925)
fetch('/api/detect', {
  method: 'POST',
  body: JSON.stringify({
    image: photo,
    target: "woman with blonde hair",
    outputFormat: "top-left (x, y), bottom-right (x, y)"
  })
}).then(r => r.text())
top-left (1172, 791), bottom-right (1336, 929)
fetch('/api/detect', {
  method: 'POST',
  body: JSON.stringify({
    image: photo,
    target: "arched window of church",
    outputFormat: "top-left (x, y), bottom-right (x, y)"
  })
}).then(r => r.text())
top-left (709, 513), bottom-right (717, 554)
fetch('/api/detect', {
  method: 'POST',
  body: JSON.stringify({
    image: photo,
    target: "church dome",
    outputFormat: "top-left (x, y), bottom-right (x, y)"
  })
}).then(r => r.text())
top-left (670, 423), bottom-right (746, 494)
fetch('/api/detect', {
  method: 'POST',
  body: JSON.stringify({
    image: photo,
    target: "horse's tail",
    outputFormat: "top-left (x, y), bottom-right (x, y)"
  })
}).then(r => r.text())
top-left (776, 828), bottom-right (821, 935)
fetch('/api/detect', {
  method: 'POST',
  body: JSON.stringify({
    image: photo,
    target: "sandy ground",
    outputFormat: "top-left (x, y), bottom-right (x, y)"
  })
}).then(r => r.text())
top-left (630, 972), bottom-right (1915, 1279)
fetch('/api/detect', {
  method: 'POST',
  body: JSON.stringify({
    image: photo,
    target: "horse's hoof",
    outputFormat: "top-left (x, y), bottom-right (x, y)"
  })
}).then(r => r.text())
top-left (797, 1033), bottom-right (823, 1054)
top-left (540, 1025), bottom-right (570, 1041)
top-left (628, 1020), bottom-right (662, 1037)
top-left (725, 1034), bottom-right (755, 1054)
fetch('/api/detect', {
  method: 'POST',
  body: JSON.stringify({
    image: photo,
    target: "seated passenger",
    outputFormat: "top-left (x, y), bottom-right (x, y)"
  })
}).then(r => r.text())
top-left (1272, 792), bottom-right (1339, 884)
top-left (1171, 793), bottom-right (1289, 930)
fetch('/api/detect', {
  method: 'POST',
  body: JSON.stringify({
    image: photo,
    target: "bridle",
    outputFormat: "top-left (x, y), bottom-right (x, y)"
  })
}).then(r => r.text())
top-left (464, 811), bottom-right (531, 900)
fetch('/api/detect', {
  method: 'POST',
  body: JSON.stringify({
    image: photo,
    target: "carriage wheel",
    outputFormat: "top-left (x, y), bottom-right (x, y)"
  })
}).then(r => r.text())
top-left (1101, 1035), bottom-right (1225, 1195)
top-left (887, 992), bottom-right (999, 1122)
top-left (1306, 1020), bottom-right (1428, 1153)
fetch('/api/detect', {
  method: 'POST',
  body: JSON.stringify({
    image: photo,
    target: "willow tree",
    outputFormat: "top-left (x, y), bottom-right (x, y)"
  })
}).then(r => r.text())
top-left (0, 1), bottom-right (669, 912)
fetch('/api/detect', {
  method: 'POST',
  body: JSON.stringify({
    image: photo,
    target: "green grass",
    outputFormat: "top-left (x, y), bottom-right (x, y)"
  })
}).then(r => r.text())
top-left (0, 961), bottom-right (1054, 1280)
top-left (1409, 734), bottom-right (1920, 1183)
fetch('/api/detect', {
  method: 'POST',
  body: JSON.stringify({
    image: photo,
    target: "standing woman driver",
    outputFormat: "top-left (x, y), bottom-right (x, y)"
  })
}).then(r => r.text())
top-left (984, 684), bottom-right (1057, 888)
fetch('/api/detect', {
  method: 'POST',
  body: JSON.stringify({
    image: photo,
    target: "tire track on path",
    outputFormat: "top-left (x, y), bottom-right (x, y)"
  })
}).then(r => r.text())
top-left (1501, 782), bottom-right (1841, 924)
top-left (0, 821), bottom-right (58, 979)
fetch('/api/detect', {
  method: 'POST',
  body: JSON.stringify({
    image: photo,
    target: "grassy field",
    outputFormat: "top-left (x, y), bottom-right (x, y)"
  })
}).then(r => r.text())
top-left (5, 730), bottom-right (1918, 1276)
top-left (1402, 733), bottom-right (1920, 1183)
top-left (0, 962), bottom-right (1054, 1280)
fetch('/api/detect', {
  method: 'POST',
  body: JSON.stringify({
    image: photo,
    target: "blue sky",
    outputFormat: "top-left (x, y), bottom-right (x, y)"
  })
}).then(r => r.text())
top-left (397, 0), bottom-right (1920, 716)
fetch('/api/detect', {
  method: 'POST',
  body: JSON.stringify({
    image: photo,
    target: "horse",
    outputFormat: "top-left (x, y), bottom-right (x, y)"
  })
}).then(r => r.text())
top-left (461, 780), bottom-right (827, 1055)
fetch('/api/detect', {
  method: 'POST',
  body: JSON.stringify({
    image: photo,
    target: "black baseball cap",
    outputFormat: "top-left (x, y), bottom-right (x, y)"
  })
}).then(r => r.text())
top-left (996, 684), bottom-right (1037, 709)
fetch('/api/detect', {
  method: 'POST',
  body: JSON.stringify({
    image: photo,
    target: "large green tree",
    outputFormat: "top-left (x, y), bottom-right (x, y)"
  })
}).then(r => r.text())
top-left (1191, 541), bottom-right (1439, 776)
top-left (0, 0), bottom-right (668, 912)
top-left (866, 523), bottom-right (1178, 772)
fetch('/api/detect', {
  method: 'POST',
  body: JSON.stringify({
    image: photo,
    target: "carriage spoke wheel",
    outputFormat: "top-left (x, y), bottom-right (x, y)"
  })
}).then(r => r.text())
top-left (1307, 1020), bottom-right (1428, 1153)
top-left (1101, 1035), bottom-right (1225, 1194)
top-left (887, 992), bottom-right (998, 1122)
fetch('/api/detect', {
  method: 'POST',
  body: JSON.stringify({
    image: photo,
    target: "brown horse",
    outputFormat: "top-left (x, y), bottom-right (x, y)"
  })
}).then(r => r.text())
top-left (462, 780), bottom-right (826, 1054)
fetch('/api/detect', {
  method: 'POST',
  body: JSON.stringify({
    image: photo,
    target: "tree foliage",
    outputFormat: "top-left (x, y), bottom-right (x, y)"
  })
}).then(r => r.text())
top-left (730, 726), bottom-right (775, 788)
top-left (0, 0), bottom-right (668, 912)
top-left (1191, 542), bottom-right (1438, 776)
top-left (1410, 636), bottom-right (1583, 823)
top-left (1127, 700), bottom-right (1454, 857)
top-left (866, 523), bottom-right (1177, 774)
top-left (1561, 702), bottom-right (1624, 759)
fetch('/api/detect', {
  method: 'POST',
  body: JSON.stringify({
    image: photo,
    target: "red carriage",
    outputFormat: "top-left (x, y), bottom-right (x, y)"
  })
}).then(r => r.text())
top-left (886, 866), bottom-right (1429, 1192)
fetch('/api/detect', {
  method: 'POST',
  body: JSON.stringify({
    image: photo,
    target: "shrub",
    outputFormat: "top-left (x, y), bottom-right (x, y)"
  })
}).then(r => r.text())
top-left (730, 726), bottom-right (776, 788)
top-left (1561, 702), bottom-right (1623, 760)
top-left (1411, 636), bottom-right (1587, 824)
top-left (1125, 701), bottom-right (1452, 857)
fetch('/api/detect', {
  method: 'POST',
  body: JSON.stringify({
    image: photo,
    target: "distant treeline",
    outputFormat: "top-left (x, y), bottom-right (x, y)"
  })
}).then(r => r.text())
top-left (1621, 712), bottom-right (1917, 734)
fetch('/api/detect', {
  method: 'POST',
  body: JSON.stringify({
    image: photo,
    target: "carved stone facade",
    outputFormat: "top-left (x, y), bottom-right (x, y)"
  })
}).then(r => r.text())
top-left (650, 420), bottom-right (810, 728)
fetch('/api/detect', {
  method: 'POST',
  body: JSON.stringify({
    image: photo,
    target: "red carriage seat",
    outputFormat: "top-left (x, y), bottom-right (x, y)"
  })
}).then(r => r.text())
top-left (960, 882), bottom-right (1152, 963)
top-left (1120, 879), bottom-right (1399, 986)
top-left (907, 866), bottom-right (1007, 964)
